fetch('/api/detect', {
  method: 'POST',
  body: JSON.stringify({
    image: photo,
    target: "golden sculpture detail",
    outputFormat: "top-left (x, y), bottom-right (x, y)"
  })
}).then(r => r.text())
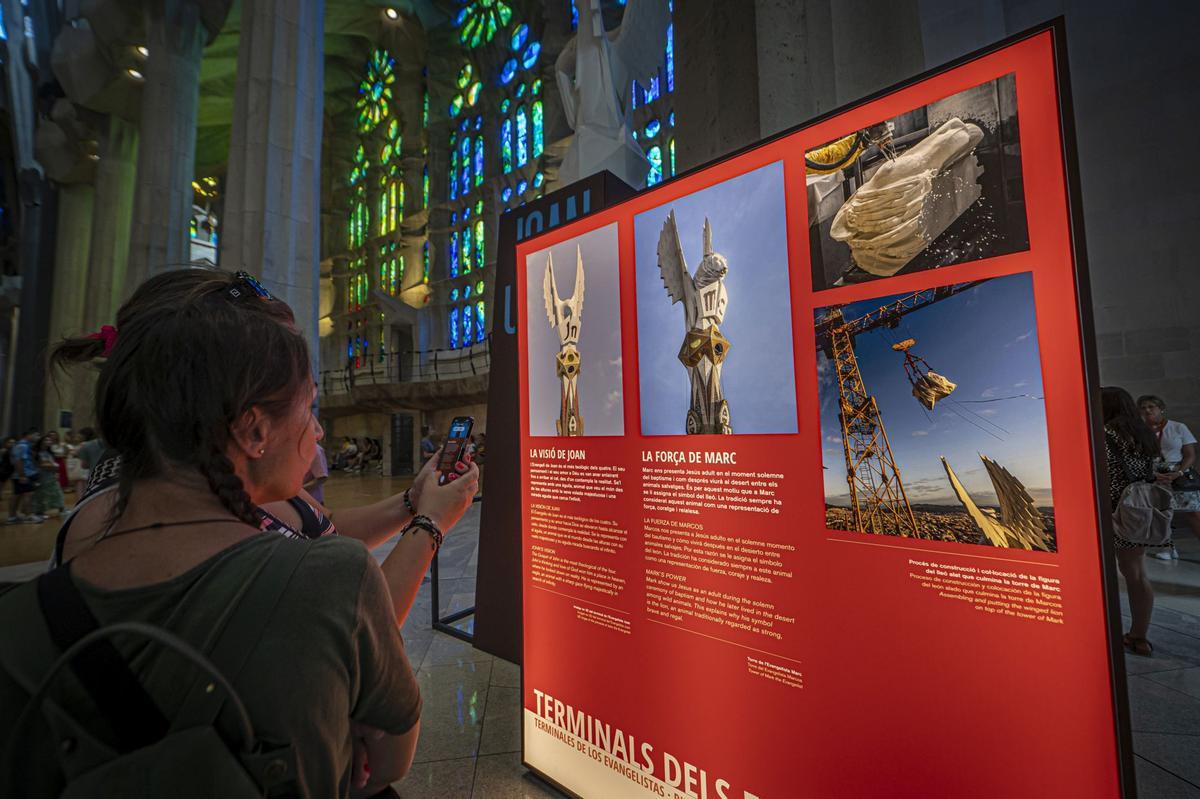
top-left (942, 455), bottom-right (1051, 551)
top-left (657, 212), bottom-right (732, 434)
top-left (543, 248), bottom-right (586, 436)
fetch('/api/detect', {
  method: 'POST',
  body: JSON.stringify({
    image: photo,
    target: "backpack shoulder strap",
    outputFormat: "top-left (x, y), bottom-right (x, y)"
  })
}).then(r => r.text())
top-left (170, 538), bottom-right (310, 732)
top-left (35, 564), bottom-right (169, 751)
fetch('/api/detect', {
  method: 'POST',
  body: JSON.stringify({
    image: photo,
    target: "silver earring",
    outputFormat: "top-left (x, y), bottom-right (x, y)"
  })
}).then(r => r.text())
top-left (258, 448), bottom-right (266, 455)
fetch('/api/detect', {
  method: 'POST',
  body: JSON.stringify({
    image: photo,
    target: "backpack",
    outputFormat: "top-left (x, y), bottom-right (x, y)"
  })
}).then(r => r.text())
top-left (1112, 481), bottom-right (1173, 547)
top-left (0, 539), bottom-right (308, 797)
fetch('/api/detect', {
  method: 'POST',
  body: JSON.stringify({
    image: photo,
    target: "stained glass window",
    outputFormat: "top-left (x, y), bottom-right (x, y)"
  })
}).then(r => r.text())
top-left (475, 279), bottom-right (485, 294)
top-left (500, 58), bottom-right (516, 85)
top-left (449, 134), bottom-right (458, 201)
top-left (511, 23), bottom-right (527, 52)
top-left (449, 235), bottom-right (459, 279)
top-left (476, 300), bottom-right (486, 343)
top-left (501, 119), bottom-right (513, 173)
top-left (521, 42), bottom-right (540, 70)
top-left (473, 137), bottom-right (484, 187)
top-left (356, 50), bottom-right (395, 134)
top-left (474, 220), bottom-right (484, 266)
top-left (423, 242), bottom-right (430, 284)
top-left (461, 228), bottom-right (472, 273)
top-left (532, 100), bottom-right (544, 157)
top-left (422, 167), bottom-right (429, 208)
top-left (462, 304), bottom-right (474, 348)
top-left (647, 145), bottom-right (663, 186)
top-left (456, 0), bottom-right (512, 48)
top-left (449, 307), bottom-right (460, 349)
top-left (515, 106), bottom-right (528, 166)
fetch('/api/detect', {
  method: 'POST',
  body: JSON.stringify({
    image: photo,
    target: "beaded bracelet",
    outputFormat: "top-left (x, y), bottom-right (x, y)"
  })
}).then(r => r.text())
top-left (402, 487), bottom-right (417, 516)
top-left (402, 514), bottom-right (444, 551)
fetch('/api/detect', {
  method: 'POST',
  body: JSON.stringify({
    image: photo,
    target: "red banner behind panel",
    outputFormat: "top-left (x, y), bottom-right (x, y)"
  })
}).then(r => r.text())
top-left (519, 27), bottom-right (1127, 799)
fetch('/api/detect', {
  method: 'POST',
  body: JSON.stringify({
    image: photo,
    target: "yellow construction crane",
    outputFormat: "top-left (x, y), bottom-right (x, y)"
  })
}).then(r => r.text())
top-left (815, 282), bottom-right (980, 538)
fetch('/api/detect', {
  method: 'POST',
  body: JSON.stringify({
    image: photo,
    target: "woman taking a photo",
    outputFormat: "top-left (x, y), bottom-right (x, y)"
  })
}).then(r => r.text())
top-left (0, 269), bottom-right (477, 797)
top-left (1102, 386), bottom-right (1164, 657)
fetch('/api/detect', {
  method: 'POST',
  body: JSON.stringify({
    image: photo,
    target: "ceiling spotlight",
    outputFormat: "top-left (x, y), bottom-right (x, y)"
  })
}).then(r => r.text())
top-left (125, 67), bottom-right (144, 81)
top-left (383, 7), bottom-right (400, 20)
top-left (134, 45), bottom-right (149, 58)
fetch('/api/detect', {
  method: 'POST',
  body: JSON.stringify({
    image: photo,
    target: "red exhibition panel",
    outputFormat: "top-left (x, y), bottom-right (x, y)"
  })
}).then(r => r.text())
top-left (518, 27), bottom-right (1126, 799)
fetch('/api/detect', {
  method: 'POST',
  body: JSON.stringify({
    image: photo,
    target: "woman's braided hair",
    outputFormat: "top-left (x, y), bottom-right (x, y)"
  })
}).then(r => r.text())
top-left (51, 268), bottom-right (309, 527)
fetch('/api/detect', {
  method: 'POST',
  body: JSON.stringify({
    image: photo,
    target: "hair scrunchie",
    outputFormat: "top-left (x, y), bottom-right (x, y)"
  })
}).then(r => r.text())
top-left (87, 325), bottom-right (119, 357)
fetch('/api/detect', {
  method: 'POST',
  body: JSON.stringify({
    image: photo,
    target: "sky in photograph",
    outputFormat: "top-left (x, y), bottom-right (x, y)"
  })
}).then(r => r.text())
top-left (634, 162), bottom-right (798, 435)
top-left (526, 223), bottom-right (625, 436)
top-left (817, 272), bottom-right (1053, 507)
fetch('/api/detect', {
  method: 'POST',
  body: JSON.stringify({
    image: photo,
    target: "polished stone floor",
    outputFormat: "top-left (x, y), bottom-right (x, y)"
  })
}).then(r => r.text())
top-left (1, 474), bottom-right (1198, 796)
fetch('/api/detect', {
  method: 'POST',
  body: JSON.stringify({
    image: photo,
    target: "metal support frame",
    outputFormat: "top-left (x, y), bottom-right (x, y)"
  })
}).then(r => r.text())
top-left (429, 495), bottom-right (482, 643)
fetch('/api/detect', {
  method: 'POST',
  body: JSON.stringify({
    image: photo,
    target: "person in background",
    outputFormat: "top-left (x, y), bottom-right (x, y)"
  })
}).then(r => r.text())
top-left (64, 431), bottom-right (87, 499)
top-left (48, 431), bottom-right (69, 490)
top-left (304, 444), bottom-right (329, 504)
top-left (420, 426), bottom-right (437, 466)
top-left (74, 427), bottom-right (103, 488)
top-left (32, 435), bottom-right (66, 518)
top-left (1138, 394), bottom-right (1200, 560)
top-left (1103, 387), bottom-right (1164, 657)
top-left (7, 429), bottom-right (43, 524)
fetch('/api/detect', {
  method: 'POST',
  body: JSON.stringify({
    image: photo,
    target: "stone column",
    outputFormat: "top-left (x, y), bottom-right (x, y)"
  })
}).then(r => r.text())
top-left (45, 184), bottom-right (95, 430)
top-left (84, 116), bottom-right (139, 331)
top-left (673, 0), bottom-right (762, 173)
top-left (220, 0), bottom-right (325, 374)
top-left (125, 0), bottom-right (209, 292)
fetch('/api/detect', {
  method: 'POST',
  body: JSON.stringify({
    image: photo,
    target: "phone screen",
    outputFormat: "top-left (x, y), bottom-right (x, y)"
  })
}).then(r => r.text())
top-left (436, 416), bottom-right (474, 477)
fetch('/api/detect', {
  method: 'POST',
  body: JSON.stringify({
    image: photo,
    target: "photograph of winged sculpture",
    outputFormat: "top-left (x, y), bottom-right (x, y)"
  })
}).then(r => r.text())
top-left (634, 162), bottom-right (798, 436)
top-left (805, 74), bottom-right (1028, 291)
top-left (525, 223), bottom-right (625, 438)
top-left (815, 271), bottom-right (1056, 552)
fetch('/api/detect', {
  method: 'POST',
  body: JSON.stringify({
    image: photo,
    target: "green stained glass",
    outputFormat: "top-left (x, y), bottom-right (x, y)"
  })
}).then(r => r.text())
top-left (356, 49), bottom-right (395, 134)
top-left (422, 89), bottom-right (429, 127)
top-left (533, 78), bottom-right (541, 95)
top-left (462, 228), bottom-right (472, 273)
top-left (501, 118), bottom-right (513, 173)
top-left (449, 95), bottom-right (464, 118)
top-left (532, 100), bottom-right (544, 156)
top-left (475, 199), bottom-right (483, 214)
top-left (388, 118), bottom-right (399, 140)
top-left (423, 167), bottom-right (429, 208)
top-left (466, 81), bottom-right (482, 106)
top-left (380, 143), bottom-right (392, 164)
top-left (457, 64), bottom-right (473, 89)
top-left (475, 280), bottom-right (485, 294)
top-left (669, 138), bottom-right (676, 176)
top-left (457, 1), bottom-right (512, 48)
top-left (474, 220), bottom-right (484, 266)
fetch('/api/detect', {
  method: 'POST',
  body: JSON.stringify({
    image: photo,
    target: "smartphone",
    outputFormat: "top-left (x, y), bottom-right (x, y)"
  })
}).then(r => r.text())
top-left (436, 416), bottom-right (474, 483)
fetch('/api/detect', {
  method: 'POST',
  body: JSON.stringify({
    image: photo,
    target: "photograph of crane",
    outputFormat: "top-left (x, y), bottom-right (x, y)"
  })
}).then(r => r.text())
top-left (815, 272), bottom-right (1056, 551)
top-left (805, 74), bottom-right (1028, 292)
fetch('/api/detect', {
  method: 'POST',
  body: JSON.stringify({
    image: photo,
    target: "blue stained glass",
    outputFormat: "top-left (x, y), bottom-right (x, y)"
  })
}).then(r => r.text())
top-left (463, 304), bottom-right (474, 348)
top-left (451, 288), bottom-right (460, 301)
top-left (533, 171), bottom-right (545, 187)
top-left (474, 116), bottom-right (482, 131)
top-left (516, 83), bottom-right (525, 98)
top-left (643, 76), bottom-right (660, 104)
top-left (645, 119), bottom-right (660, 138)
top-left (450, 236), bottom-right (459, 278)
top-left (669, 111), bottom-right (675, 127)
top-left (501, 98), bottom-right (510, 113)
top-left (451, 211), bottom-right (458, 224)
top-left (459, 119), bottom-right (469, 132)
top-left (511, 23), bottom-right (528, 51)
top-left (476, 301), bottom-right (486, 343)
top-left (517, 179), bottom-right (528, 195)
top-left (570, 0), bottom-right (578, 29)
top-left (464, 205), bottom-right (471, 220)
top-left (666, 23), bottom-right (674, 92)
top-left (646, 145), bottom-right (663, 186)
top-left (473, 137), bottom-right (484, 186)
top-left (464, 284), bottom-right (473, 299)
top-left (462, 229), bottom-right (472, 272)
top-left (630, 81), bottom-right (638, 110)
top-left (455, 8), bottom-right (468, 25)
top-left (500, 58), bottom-right (517, 84)
top-left (502, 186), bottom-right (513, 202)
top-left (522, 41), bottom-right (541, 69)
top-left (516, 107), bottom-right (528, 167)
top-left (501, 118), bottom-right (513, 173)
top-left (449, 308), bottom-right (460, 349)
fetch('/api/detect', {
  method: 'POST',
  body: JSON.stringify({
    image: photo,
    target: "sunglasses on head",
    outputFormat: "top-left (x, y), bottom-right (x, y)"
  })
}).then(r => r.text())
top-left (226, 271), bottom-right (275, 302)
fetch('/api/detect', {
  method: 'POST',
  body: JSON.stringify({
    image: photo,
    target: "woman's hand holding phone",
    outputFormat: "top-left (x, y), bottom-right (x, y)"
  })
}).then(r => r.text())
top-left (408, 446), bottom-right (479, 532)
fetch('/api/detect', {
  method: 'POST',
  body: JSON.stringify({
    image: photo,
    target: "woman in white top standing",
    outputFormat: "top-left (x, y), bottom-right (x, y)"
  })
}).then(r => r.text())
top-left (1139, 394), bottom-right (1200, 560)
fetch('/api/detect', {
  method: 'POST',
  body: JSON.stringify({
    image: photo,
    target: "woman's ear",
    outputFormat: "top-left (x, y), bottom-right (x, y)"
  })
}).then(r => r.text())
top-left (229, 406), bottom-right (271, 460)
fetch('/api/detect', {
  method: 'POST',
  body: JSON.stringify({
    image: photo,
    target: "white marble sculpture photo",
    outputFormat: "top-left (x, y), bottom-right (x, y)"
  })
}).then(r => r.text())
top-left (805, 74), bottom-right (1028, 291)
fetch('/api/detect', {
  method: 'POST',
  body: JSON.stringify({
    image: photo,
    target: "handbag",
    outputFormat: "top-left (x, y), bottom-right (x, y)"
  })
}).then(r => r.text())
top-left (1171, 467), bottom-right (1200, 492)
top-left (1113, 481), bottom-right (1174, 546)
